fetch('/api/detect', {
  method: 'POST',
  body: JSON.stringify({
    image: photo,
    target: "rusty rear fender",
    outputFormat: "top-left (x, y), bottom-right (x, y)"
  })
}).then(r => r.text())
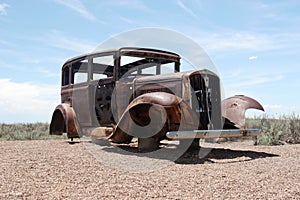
top-left (50, 103), bottom-right (80, 138)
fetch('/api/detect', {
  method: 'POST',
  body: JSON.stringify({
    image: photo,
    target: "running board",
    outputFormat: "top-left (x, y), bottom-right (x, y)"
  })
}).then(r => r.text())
top-left (166, 129), bottom-right (261, 139)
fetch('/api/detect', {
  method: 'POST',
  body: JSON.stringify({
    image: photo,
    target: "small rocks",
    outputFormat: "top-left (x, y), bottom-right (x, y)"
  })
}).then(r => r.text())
top-left (0, 140), bottom-right (299, 199)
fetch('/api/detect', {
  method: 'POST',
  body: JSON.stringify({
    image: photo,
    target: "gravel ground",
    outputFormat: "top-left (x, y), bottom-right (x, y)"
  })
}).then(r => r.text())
top-left (0, 139), bottom-right (299, 199)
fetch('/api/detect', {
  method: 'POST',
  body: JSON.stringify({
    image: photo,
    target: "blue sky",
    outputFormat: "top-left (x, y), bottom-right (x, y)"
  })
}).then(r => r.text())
top-left (0, 0), bottom-right (299, 123)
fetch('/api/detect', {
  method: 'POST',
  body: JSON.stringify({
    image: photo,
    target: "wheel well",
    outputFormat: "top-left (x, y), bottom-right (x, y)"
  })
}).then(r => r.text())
top-left (50, 110), bottom-right (66, 135)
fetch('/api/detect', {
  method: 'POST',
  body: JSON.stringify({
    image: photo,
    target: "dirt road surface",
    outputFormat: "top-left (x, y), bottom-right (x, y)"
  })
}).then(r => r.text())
top-left (0, 139), bottom-right (299, 199)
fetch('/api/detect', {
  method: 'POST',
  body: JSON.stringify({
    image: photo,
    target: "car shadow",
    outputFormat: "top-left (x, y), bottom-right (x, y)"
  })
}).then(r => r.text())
top-left (88, 140), bottom-right (279, 165)
top-left (174, 147), bottom-right (279, 164)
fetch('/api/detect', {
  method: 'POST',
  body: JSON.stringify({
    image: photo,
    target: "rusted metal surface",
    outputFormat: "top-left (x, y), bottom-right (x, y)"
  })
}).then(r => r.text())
top-left (109, 92), bottom-right (199, 143)
top-left (221, 95), bottom-right (264, 129)
top-left (50, 103), bottom-right (80, 138)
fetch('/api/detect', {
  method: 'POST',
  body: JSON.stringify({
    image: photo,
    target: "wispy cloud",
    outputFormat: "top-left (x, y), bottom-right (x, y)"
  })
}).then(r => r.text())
top-left (119, 16), bottom-right (134, 24)
top-left (195, 31), bottom-right (300, 53)
top-left (37, 67), bottom-right (60, 78)
top-left (53, 0), bottom-right (97, 21)
top-left (46, 30), bottom-right (97, 53)
top-left (0, 39), bottom-right (10, 45)
top-left (255, 2), bottom-right (270, 9)
top-left (221, 69), bottom-right (241, 80)
top-left (222, 71), bottom-right (285, 98)
top-left (105, 0), bottom-right (150, 11)
top-left (230, 74), bottom-right (283, 88)
top-left (0, 3), bottom-right (9, 15)
top-left (176, 0), bottom-right (197, 18)
top-left (198, 32), bottom-right (278, 52)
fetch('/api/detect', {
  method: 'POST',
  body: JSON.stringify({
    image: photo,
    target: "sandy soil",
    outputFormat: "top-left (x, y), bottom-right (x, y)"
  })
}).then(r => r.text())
top-left (0, 139), bottom-right (299, 199)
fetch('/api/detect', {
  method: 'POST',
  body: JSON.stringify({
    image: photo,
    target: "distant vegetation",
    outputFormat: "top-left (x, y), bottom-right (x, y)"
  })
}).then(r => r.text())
top-left (247, 113), bottom-right (300, 145)
top-left (0, 114), bottom-right (299, 146)
top-left (0, 123), bottom-right (66, 141)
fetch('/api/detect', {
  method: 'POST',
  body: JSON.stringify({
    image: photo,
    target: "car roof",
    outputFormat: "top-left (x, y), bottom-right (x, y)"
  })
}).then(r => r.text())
top-left (62, 47), bottom-right (180, 69)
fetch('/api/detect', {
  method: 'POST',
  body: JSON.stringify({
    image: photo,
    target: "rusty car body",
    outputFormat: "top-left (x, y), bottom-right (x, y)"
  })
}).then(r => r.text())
top-left (50, 47), bottom-right (264, 149)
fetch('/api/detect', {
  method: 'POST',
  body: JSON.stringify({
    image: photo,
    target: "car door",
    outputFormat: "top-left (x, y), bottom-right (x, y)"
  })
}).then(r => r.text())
top-left (90, 53), bottom-right (116, 126)
top-left (70, 57), bottom-right (92, 127)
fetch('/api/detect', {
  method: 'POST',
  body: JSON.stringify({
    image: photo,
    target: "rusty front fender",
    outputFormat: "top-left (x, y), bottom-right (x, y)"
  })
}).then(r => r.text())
top-left (109, 92), bottom-right (199, 143)
top-left (222, 95), bottom-right (264, 129)
top-left (50, 103), bottom-right (81, 138)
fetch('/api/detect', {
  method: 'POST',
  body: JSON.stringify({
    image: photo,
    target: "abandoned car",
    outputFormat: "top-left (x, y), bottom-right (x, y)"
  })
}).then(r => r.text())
top-left (50, 47), bottom-right (264, 149)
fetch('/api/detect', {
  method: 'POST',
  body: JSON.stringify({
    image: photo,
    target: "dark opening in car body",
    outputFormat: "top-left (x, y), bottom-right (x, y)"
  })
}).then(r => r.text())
top-left (50, 47), bottom-right (264, 149)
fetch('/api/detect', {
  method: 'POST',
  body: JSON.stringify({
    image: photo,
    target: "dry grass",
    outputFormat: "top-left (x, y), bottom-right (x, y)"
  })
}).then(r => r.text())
top-left (1, 114), bottom-right (300, 146)
top-left (0, 123), bottom-right (66, 141)
top-left (247, 113), bottom-right (300, 145)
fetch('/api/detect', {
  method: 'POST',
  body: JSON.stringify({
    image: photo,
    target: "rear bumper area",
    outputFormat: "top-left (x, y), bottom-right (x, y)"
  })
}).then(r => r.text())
top-left (166, 129), bottom-right (261, 139)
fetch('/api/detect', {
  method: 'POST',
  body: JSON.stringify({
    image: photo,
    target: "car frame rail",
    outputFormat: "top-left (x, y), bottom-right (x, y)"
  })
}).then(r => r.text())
top-left (166, 129), bottom-right (261, 139)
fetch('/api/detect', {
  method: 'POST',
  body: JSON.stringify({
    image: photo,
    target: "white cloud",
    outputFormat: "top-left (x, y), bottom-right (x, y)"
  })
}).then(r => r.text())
top-left (248, 56), bottom-right (258, 60)
top-left (0, 79), bottom-right (60, 122)
top-left (53, 0), bottom-right (97, 21)
top-left (0, 3), bottom-right (9, 15)
top-left (46, 30), bottom-right (97, 53)
top-left (176, 0), bottom-right (197, 18)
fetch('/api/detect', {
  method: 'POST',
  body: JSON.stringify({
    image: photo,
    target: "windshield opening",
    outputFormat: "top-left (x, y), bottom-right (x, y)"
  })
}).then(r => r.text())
top-left (120, 55), bottom-right (178, 77)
